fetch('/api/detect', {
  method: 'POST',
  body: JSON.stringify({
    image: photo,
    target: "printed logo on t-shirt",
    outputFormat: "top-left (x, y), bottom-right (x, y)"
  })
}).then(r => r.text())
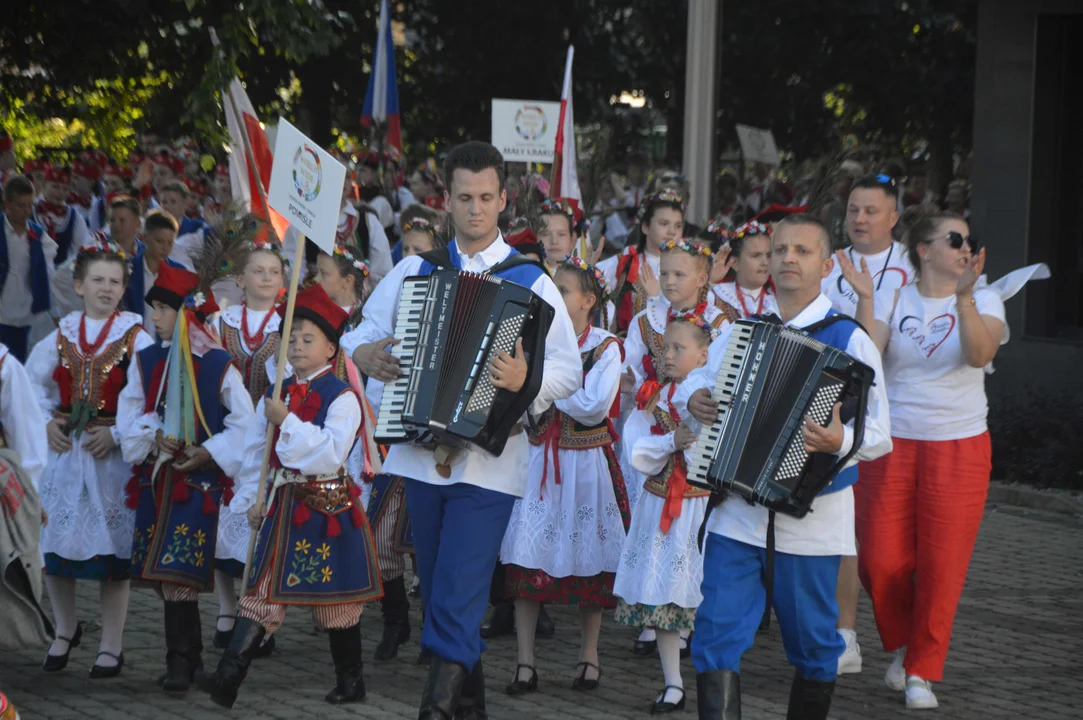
top-left (898, 313), bottom-right (956, 357)
top-left (835, 267), bottom-right (910, 306)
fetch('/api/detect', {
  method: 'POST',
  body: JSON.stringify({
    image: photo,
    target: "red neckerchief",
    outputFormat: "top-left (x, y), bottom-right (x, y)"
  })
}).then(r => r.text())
top-left (240, 303), bottom-right (274, 351)
top-left (78, 312), bottom-right (118, 356)
top-left (37, 200), bottom-right (68, 218)
top-left (67, 191), bottom-right (91, 208)
top-left (645, 382), bottom-right (690, 534)
top-left (269, 371), bottom-right (327, 469)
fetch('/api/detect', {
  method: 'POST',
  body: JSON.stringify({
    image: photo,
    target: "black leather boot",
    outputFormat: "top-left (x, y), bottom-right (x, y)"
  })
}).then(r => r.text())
top-left (161, 601), bottom-right (203, 693)
top-left (325, 623), bottom-right (366, 703)
top-left (454, 660), bottom-right (486, 719)
top-left (785, 673), bottom-right (835, 720)
top-left (696, 670), bottom-right (741, 720)
top-left (418, 656), bottom-right (468, 719)
top-left (195, 617), bottom-right (266, 709)
top-left (375, 576), bottom-right (411, 662)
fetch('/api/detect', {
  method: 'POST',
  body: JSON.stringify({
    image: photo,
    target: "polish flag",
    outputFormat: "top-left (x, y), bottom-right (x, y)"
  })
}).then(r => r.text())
top-left (550, 46), bottom-right (581, 202)
top-left (222, 76), bottom-right (289, 242)
top-left (361, 0), bottom-right (403, 151)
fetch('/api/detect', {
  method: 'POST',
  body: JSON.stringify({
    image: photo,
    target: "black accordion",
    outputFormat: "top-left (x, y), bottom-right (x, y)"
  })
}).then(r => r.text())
top-left (374, 266), bottom-right (554, 456)
top-left (686, 317), bottom-right (874, 518)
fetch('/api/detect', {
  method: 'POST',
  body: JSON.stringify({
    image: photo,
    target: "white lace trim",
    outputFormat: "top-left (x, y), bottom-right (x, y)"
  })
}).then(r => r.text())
top-left (58, 311), bottom-right (143, 350)
top-left (579, 326), bottom-right (618, 354)
top-left (219, 304), bottom-right (282, 333)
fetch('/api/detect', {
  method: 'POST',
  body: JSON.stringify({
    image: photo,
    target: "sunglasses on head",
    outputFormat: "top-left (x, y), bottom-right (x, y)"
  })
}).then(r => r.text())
top-left (941, 231), bottom-right (980, 253)
top-left (875, 173), bottom-right (897, 188)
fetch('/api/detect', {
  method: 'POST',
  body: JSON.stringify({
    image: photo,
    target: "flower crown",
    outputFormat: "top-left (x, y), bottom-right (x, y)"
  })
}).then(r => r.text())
top-left (402, 217), bottom-right (437, 237)
top-left (77, 238), bottom-right (132, 268)
top-left (661, 237), bottom-right (712, 259)
top-left (732, 220), bottom-right (772, 240)
top-left (666, 307), bottom-right (716, 339)
top-left (705, 216), bottom-right (731, 237)
top-left (560, 254), bottom-right (610, 296)
top-left (636, 188), bottom-right (684, 222)
top-left (242, 240), bottom-right (289, 268)
top-left (333, 244), bottom-right (370, 277)
top-left (539, 198), bottom-right (586, 231)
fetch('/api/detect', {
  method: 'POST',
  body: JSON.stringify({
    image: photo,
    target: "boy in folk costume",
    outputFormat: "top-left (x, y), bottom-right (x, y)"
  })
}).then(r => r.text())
top-left (613, 311), bottom-right (715, 713)
top-left (1, 175), bottom-right (58, 362)
top-left (500, 257), bottom-right (630, 696)
top-left (118, 265), bottom-right (254, 694)
top-left (23, 159), bottom-right (50, 195)
top-left (198, 284), bottom-right (383, 709)
top-left (28, 240), bottom-right (154, 677)
top-left (34, 166), bottom-right (90, 267)
top-left (214, 241), bottom-right (287, 654)
top-left (158, 180), bottom-right (208, 271)
top-left (68, 160), bottom-right (100, 220)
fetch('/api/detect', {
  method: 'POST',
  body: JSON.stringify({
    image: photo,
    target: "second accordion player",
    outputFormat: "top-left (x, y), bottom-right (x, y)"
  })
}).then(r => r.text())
top-left (375, 266), bottom-right (554, 456)
top-left (686, 317), bottom-right (875, 518)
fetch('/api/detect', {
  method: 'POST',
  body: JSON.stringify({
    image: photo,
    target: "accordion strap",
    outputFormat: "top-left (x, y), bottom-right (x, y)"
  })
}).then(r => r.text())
top-left (418, 247), bottom-right (549, 279)
top-left (761, 510), bottom-right (776, 631)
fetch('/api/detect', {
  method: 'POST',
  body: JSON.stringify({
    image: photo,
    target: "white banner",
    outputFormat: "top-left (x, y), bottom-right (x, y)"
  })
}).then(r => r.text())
top-left (267, 118), bottom-right (347, 255)
top-left (491, 99), bottom-right (561, 162)
top-left (735, 124), bottom-right (781, 166)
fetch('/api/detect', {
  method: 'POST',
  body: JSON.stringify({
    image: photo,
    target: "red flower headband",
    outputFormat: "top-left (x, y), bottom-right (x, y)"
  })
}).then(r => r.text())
top-left (539, 197), bottom-right (586, 229)
top-left (666, 307), bottom-right (715, 339)
top-left (78, 238), bottom-right (132, 268)
top-left (732, 220), bottom-right (772, 240)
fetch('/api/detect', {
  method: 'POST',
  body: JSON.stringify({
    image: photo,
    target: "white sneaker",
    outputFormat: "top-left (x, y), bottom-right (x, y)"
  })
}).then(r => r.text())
top-left (837, 629), bottom-right (862, 674)
top-left (885, 648), bottom-right (906, 691)
top-left (905, 675), bottom-right (939, 709)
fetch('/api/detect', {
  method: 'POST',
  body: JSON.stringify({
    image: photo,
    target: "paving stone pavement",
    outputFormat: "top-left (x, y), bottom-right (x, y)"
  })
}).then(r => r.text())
top-left (1, 502), bottom-right (1081, 719)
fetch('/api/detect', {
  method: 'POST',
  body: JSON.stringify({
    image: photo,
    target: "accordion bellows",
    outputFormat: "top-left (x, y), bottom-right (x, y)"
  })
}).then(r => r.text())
top-left (687, 318), bottom-right (874, 518)
top-left (375, 268), bottom-right (554, 456)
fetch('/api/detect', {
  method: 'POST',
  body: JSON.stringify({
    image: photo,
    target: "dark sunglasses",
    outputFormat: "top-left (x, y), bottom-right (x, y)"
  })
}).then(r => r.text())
top-left (932, 231), bottom-right (980, 254)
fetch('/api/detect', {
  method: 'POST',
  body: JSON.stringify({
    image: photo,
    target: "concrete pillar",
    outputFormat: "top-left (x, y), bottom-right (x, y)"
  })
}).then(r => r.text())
top-left (682, 0), bottom-right (720, 225)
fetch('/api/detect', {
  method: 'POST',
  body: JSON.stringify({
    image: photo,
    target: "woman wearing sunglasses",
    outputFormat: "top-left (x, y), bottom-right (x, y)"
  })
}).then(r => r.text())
top-left (837, 211), bottom-right (1003, 710)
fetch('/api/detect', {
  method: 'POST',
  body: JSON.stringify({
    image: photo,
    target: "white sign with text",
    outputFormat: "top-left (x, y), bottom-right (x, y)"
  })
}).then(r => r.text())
top-left (267, 118), bottom-right (347, 254)
top-left (491, 99), bottom-right (561, 162)
top-left (735, 124), bottom-right (781, 166)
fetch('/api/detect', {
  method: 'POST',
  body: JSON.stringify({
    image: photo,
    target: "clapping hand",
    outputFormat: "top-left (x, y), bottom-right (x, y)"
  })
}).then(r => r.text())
top-left (956, 247), bottom-right (986, 296)
top-left (834, 250), bottom-right (874, 300)
top-left (638, 263), bottom-right (661, 297)
top-left (710, 244), bottom-right (736, 285)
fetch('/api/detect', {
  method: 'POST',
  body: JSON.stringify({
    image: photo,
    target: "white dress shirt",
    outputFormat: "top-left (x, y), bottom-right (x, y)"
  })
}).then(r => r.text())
top-left (341, 234), bottom-right (582, 497)
top-left (687, 294), bottom-right (893, 556)
top-left (1, 216), bottom-right (59, 326)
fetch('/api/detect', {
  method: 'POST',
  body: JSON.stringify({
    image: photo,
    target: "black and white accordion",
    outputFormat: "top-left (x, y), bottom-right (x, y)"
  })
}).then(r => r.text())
top-left (686, 317), bottom-right (874, 518)
top-left (374, 267), bottom-right (554, 456)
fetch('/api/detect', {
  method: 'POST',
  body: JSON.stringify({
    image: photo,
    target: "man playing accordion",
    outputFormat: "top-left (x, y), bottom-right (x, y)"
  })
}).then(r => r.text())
top-left (685, 215), bottom-right (892, 720)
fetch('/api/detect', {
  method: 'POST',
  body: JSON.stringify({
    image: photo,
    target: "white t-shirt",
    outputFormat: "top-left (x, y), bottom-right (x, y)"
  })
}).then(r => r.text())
top-left (877, 284), bottom-right (1006, 441)
top-left (822, 240), bottom-right (915, 317)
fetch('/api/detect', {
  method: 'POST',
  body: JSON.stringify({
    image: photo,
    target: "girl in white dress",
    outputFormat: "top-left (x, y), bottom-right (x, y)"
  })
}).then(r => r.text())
top-left (613, 312), bottom-right (713, 713)
top-left (214, 242), bottom-right (285, 649)
top-left (709, 221), bottom-right (779, 320)
top-left (500, 258), bottom-right (629, 694)
top-left (29, 241), bottom-right (154, 676)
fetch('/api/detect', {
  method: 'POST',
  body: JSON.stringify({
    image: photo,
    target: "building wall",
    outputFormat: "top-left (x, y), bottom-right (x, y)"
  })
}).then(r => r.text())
top-left (972, 0), bottom-right (1083, 399)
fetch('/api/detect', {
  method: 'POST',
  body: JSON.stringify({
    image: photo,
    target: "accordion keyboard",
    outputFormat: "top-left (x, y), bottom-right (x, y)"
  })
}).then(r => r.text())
top-left (375, 277), bottom-right (431, 440)
top-left (687, 322), bottom-right (756, 485)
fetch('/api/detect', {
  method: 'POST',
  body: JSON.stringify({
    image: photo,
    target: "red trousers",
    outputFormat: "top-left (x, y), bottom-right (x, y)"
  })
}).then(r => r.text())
top-left (854, 432), bottom-right (991, 681)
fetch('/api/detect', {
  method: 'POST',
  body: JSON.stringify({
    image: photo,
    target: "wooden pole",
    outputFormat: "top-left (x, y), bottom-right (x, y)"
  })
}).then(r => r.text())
top-left (225, 85), bottom-right (282, 246)
top-left (240, 233), bottom-right (308, 591)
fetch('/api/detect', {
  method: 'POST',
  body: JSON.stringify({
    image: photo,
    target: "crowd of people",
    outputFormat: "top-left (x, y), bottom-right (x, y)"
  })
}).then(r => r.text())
top-left (0, 126), bottom-right (1034, 720)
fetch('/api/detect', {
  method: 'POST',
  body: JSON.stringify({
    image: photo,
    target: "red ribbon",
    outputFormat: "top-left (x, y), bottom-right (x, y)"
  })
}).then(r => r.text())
top-left (635, 380), bottom-right (662, 411)
top-left (647, 384), bottom-right (688, 534)
top-left (538, 418), bottom-right (563, 492)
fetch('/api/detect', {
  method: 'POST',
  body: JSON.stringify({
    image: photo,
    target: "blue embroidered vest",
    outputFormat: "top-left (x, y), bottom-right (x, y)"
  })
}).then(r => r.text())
top-left (265, 370), bottom-right (353, 441)
top-left (137, 342), bottom-right (233, 445)
top-left (124, 241), bottom-right (186, 320)
top-left (0, 215), bottom-right (51, 315)
top-left (804, 308), bottom-right (861, 495)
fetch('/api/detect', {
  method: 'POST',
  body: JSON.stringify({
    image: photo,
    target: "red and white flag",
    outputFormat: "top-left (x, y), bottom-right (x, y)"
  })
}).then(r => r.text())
top-left (550, 46), bottom-right (581, 202)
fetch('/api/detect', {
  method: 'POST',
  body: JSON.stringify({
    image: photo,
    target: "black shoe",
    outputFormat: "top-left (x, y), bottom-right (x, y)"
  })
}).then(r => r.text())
top-left (195, 617), bottom-right (266, 709)
top-left (650, 686), bottom-right (686, 714)
top-left (408, 578), bottom-right (421, 598)
top-left (213, 615), bottom-right (235, 650)
top-left (680, 632), bottom-right (693, 659)
top-left (249, 634), bottom-right (276, 660)
top-left (455, 660), bottom-right (487, 719)
top-left (417, 648), bottom-right (433, 666)
top-left (478, 603), bottom-right (514, 639)
top-left (374, 576), bottom-right (411, 662)
top-left (571, 661), bottom-right (602, 691)
top-left (697, 670), bottom-right (741, 720)
top-left (786, 673), bottom-right (835, 720)
top-left (42, 623), bottom-right (83, 672)
top-left (418, 656), bottom-right (468, 720)
top-left (89, 652), bottom-right (124, 679)
top-left (325, 624), bottom-right (366, 704)
top-left (504, 664), bottom-right (538, 696)
top-left (535, 605), bottom-right (555, 639)
top-left (632, 638), bottom-right (657, 656)
top-left (162, 601), bottom-right (203, 693)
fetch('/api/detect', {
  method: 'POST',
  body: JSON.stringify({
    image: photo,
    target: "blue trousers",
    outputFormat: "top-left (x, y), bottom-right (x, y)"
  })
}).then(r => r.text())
top-left (403, 478), bottom-right (516, 671)
top-left (692, 533), bottom-right (844, 682)
top-left (0, 324), bottom-right (30, 363)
